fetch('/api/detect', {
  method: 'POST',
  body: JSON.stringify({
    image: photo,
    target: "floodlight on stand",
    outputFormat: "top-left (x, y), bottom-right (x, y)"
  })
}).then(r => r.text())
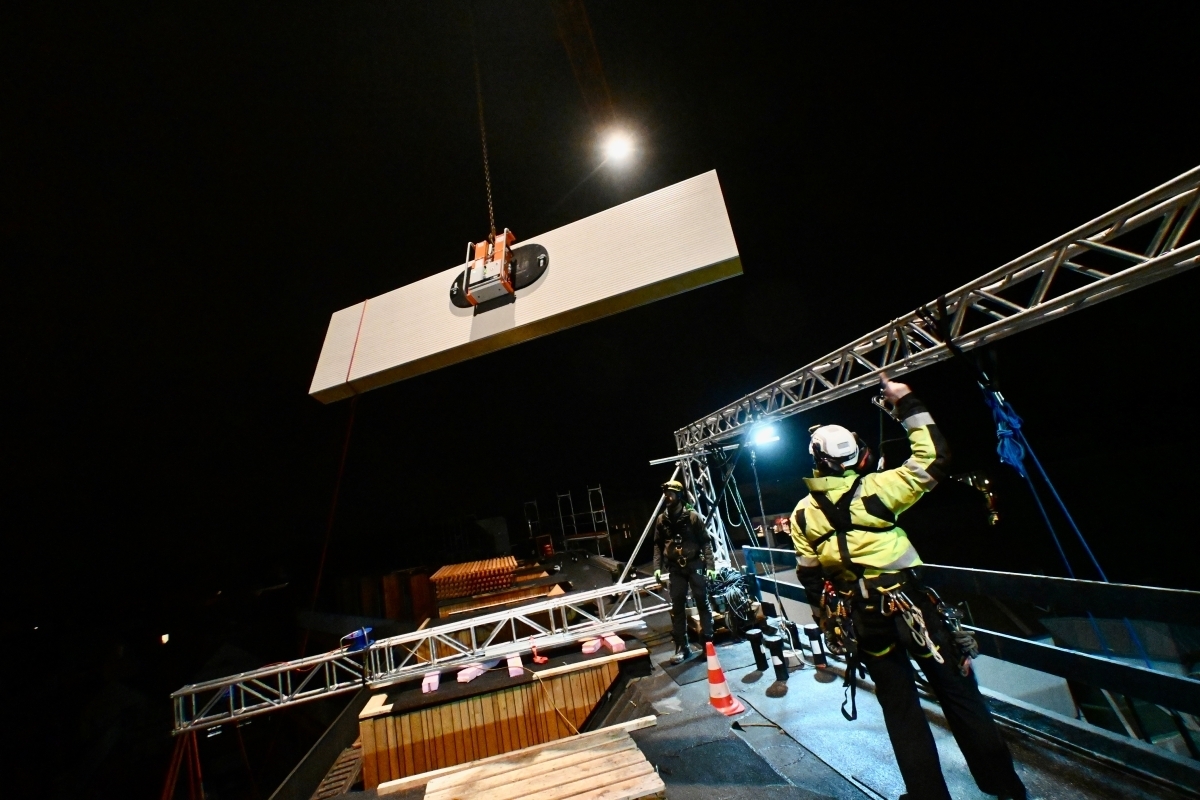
top-left (753, 425), bottom-right (779, 446)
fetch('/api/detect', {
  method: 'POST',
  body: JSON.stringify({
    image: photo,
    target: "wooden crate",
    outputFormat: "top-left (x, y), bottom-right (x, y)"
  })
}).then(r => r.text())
top-left (358, 648), bottom-right (645, 790)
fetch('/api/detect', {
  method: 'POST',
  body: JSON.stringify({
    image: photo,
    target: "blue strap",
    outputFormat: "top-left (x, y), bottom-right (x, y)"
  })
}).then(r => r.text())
top-left (980, 389), bottom-right (1156, 664)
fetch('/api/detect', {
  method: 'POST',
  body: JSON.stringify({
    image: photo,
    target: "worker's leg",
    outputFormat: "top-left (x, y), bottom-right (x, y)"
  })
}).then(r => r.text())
top-left (859, 616), bottom-right (952, 800)
top-left (914, 604), bottom-right (1026, 798)
top-left (668, 569), bottom-right (689, 647)
top-left (688, 568), bottom-right (714, 642)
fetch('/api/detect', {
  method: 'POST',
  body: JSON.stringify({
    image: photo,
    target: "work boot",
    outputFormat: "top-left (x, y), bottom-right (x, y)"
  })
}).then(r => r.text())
top-left (670, 644), bottom-right (693, 664)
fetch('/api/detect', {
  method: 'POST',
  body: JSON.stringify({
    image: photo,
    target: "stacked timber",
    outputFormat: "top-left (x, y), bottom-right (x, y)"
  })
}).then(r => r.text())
top-left (358, 643), bottom-right (649, 790)
top-left (377, 717), bottom-right (664, 799)
top-left (430, 556), bottom-right (518, 600)
top-left (438, 582), bottom-right (565, 618)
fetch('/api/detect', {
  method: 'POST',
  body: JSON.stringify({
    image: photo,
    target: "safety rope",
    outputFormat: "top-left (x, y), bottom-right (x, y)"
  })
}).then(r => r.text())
top-left (910, 301), bottom-right (1198, 754)
top-left (981, 389), bottom-right (1108, 582)
top-left (300, 394), bottom-right (360, 657)
top-left (982, 381), bottom-right (1200, 755)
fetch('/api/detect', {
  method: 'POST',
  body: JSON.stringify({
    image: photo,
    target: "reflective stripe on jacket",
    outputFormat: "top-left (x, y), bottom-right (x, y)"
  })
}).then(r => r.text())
top-left (789, 394), bottom-right (948, 586)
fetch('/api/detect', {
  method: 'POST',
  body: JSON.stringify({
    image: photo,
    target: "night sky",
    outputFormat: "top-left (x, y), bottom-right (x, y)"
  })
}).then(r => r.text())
top-left (6, 3), bottom-right (1200, 789)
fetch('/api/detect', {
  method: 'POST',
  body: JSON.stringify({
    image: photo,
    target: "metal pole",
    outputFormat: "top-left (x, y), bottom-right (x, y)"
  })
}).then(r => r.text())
top-left (749, 447), bottom-right (775, 549)
top-left (616, 464), bottom-right (680, 584)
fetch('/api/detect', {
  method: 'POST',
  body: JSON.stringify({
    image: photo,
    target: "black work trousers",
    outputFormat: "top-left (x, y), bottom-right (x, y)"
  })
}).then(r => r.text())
top-left (854, 594), bottom-right (1025, 800)
top-left (668, 565), bottom-right (713, 647)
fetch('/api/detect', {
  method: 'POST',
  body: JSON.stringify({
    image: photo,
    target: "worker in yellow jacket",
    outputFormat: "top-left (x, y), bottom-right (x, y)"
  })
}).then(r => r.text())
top-left (789, 375), bottom-right (1026, 800)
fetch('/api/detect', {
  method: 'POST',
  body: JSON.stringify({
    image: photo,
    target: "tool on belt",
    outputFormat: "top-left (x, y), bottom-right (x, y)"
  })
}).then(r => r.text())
top-left (819, 581), bottom-right (866, 720)
top-left (920, 584), bottom-right (980, 676)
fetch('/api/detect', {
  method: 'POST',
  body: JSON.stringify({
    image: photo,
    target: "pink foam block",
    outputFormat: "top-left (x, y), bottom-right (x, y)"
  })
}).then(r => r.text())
top-left (421, 672), bottom-right (440, 694)
top-left (602, 635), bottom-right (626, 653)
top-left (457, 664), bottom-right (486, 683)
top-left (507, 654), bottom-right (523, 677)
top-left (581, 638), bottom-right (603, 654)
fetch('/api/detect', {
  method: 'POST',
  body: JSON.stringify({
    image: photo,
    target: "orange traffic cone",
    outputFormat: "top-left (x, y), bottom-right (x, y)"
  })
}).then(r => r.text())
top-left (706, 642), bottom-right (745, 716)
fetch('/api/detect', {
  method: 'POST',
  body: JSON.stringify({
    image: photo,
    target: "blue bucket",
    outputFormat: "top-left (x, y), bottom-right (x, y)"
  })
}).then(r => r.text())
top-left (341, 626), bottom-right (374, 652)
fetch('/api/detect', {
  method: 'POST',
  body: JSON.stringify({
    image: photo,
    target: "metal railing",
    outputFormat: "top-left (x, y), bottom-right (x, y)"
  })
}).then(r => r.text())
top-left (741, 547), bottom-right (1200, 719)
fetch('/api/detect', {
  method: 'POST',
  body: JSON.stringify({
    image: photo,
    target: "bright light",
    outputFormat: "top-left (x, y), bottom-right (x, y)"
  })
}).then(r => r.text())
top-left (161, 634), bottom-right (170, 644)
top-left (753, 425), bottom-right (780, 446)
top-left (603, 132), bottom-right (634, 162)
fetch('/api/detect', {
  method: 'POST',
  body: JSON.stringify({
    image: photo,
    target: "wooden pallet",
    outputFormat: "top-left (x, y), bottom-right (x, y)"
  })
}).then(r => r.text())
top-left (310, 738), bottom-right (362, 800)
top-left (377, 717), bottom-right (664, 799)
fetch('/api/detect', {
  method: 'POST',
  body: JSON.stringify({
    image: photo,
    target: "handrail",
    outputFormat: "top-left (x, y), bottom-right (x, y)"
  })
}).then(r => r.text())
top-left (741, 547), bottom-right (1200, 627)
top-left (742, 546), bottom-right (1200, 717)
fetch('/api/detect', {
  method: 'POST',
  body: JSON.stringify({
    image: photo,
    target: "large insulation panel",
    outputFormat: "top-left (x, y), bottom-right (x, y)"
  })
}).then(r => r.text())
top-left (309, 170), bottom-right (741, 402)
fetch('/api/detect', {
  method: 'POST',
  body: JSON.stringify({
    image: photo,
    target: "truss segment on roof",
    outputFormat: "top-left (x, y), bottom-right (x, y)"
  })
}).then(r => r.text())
top-left (171, 576), bottom-right (668, 733)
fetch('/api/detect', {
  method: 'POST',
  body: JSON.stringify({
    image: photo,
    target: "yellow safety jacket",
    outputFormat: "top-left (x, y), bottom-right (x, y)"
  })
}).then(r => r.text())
top-left (789, 394), bottom-right (948, 597)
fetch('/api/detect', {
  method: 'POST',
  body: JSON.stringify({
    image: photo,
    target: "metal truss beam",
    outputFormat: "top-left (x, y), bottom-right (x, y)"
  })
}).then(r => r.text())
top-left (171, 576), bottom-right (669, 733)
top-left (676, 166), bottom-right (1200, 451)
top-left (679, 455), bottom-right (734, 569)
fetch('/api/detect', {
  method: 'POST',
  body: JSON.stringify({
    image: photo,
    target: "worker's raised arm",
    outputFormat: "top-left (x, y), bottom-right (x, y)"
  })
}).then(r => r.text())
top-left (871, 379), bottom-right (950, 514)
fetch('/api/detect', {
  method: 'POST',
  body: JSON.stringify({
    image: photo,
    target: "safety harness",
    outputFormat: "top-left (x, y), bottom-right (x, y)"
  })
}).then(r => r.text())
top-left (807, 476), bottom-right (952, 721)
top-left (659, 507), bottom-right (706, 569)
top-left (807, 476), bottom-right (895, 586)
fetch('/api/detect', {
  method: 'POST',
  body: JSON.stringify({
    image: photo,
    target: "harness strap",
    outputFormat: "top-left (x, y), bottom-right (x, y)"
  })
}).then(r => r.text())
top-left (808, 476), bottom-right (896, 578)
top-left (841, 650), bottom-right (867, 721)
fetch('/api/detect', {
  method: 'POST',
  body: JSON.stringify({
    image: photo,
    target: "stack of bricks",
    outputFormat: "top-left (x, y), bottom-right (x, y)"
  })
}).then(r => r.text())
top-left (429, 557), bottom-right (518, 601)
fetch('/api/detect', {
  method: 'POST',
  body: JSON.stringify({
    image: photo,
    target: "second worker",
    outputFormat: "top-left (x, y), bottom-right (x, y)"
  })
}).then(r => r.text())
top-left (653, 479), bottom-right (716, 664)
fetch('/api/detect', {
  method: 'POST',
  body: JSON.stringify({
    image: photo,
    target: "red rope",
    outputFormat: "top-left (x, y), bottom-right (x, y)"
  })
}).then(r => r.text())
top-left (160, 734), bottom-right (186, 800)
top-left (300, 394), bottom-right (360, 656)
top-left (188, 732), bottom-right (204, 800)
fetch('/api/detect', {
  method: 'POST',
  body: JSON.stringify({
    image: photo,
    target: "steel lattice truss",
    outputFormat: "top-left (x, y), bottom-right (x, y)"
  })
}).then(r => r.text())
top-left (679, 455), bottom-right (734, 569)
top-left (675, 166), bottom-right (1200, 451)
top-left (171, 577), bottom-right (669, 733)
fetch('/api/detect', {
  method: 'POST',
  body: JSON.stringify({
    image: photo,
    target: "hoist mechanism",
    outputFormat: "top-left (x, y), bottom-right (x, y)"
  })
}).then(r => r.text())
top-left (448, 230), bottom-right (550, 310)
top-left (463, 228), bottom-right (515, 305)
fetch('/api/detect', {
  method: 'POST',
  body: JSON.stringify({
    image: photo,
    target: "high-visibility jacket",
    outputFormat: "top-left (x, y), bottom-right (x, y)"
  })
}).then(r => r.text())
top-left (789, 393), bottom-right (948, 603)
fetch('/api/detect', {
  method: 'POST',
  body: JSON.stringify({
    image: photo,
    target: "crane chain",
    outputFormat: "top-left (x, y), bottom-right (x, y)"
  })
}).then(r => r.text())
top-left (472, 50), bottom-right (497, 242)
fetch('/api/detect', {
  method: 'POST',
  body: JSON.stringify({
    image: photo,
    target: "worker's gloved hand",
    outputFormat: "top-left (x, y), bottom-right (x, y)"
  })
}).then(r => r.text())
top-left (654, 569), bottom-right (663, 583)
top-left (705, 569), bottom-right (718, 580)
top-left (879, 372), bottom-right (912, 403)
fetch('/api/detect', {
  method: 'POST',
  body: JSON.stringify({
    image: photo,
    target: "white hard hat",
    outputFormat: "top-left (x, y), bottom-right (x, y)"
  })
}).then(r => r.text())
top-left (809, 424), bottom-right (861, 469)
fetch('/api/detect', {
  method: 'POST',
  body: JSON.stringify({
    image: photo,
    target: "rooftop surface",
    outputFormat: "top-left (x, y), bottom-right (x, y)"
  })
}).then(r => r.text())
top-left (328, 555), bottom-right (1196, 799)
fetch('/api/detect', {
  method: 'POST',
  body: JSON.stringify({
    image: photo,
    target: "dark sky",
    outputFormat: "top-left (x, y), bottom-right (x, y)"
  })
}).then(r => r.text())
top-left (7, 0), bottom-right (1200, 640)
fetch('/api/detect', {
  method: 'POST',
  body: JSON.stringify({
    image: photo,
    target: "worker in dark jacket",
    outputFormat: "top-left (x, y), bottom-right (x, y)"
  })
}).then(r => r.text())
top-left (653, 479), bottom-right (716, 664)
top-left (790, 375), bottom-right (1026, 800)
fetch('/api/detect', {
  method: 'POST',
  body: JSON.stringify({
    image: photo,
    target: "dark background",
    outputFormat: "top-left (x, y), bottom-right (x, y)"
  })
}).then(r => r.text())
top-left (5, 1), bottom-right (1199, 795)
